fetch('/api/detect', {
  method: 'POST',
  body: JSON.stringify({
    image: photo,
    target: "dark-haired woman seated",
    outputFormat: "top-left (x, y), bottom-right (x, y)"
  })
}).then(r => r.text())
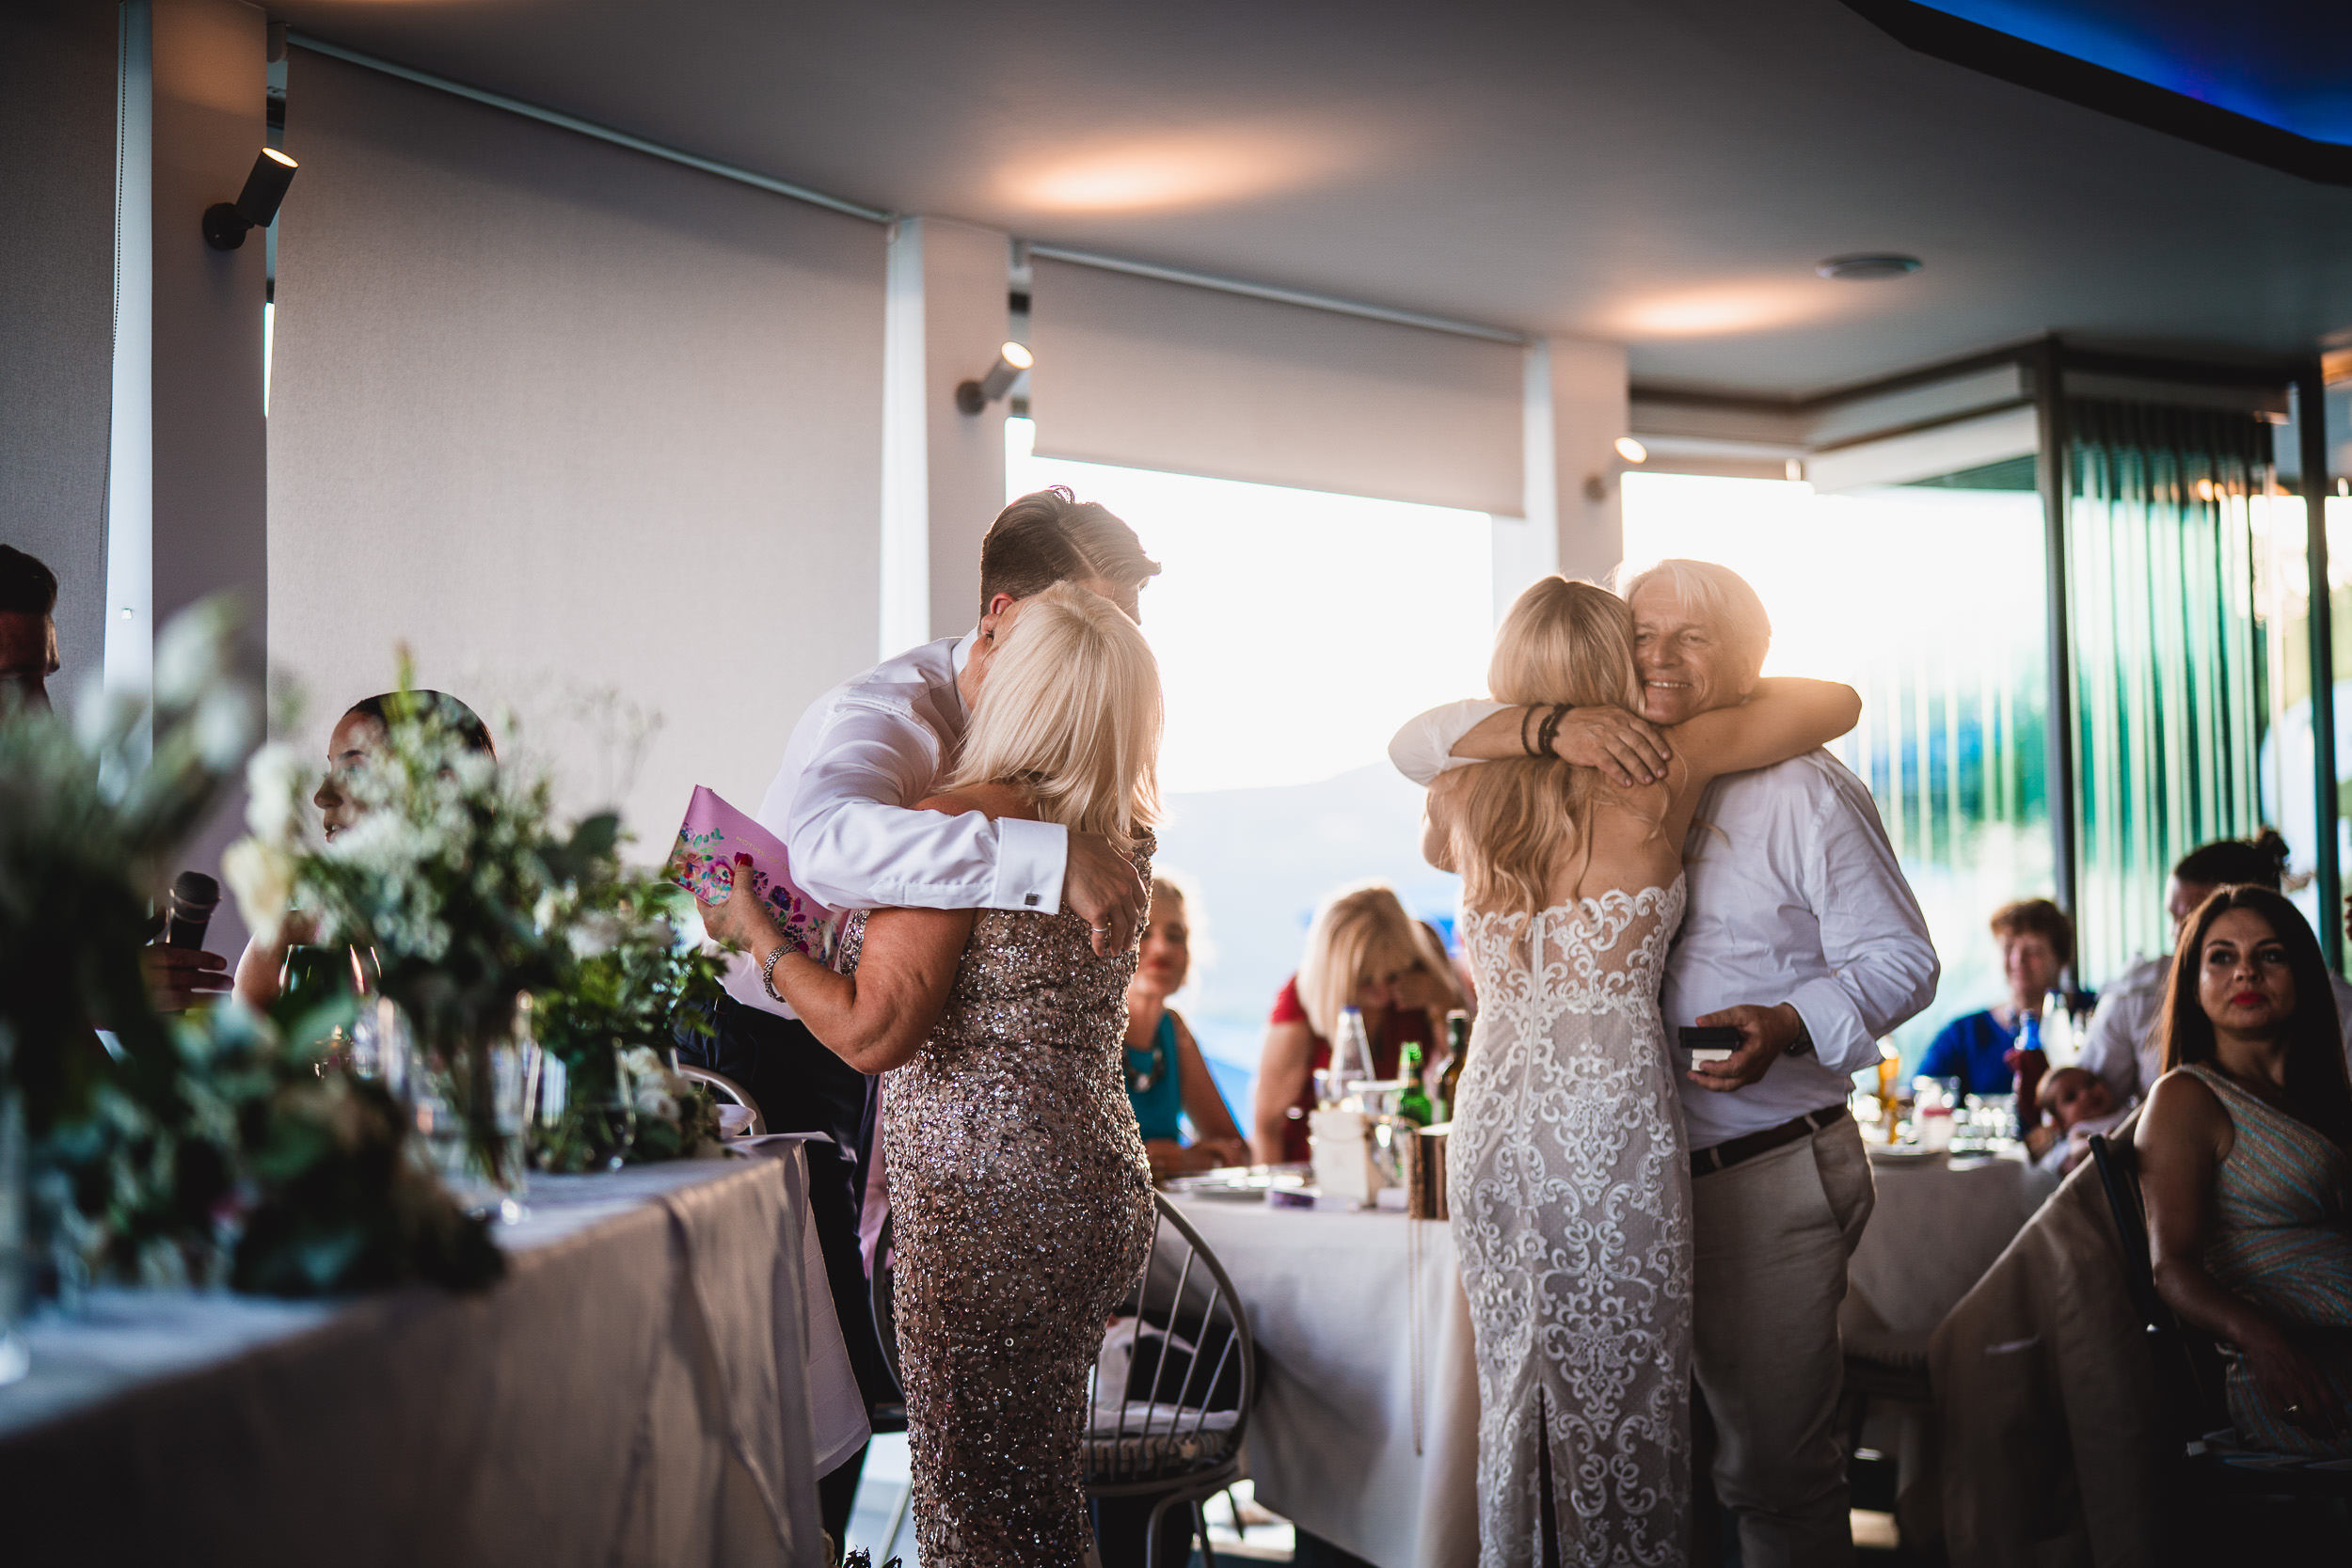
top-left (2137, 885), bottom-right (2352, 1455)
top-left (233, 689), bottom-right (496, 1008)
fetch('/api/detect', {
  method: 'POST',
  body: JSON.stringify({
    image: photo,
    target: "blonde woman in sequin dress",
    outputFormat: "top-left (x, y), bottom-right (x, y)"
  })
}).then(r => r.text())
top-left (1420, 578), bottom-right (1858, 1567)
top-left (702, 581), bottom-right (1161, 1564)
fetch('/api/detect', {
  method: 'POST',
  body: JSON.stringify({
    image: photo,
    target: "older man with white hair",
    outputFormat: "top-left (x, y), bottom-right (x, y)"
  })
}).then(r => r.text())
top-left (1391, 558), bottom-right (1938, 1567)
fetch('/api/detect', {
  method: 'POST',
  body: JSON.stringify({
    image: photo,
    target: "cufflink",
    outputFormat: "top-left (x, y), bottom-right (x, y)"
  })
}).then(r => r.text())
top-left (1024, 893), bottom-right (1041, 907)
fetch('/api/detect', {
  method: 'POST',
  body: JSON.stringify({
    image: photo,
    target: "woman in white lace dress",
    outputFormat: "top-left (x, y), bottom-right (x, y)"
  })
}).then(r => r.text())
top-left (1422, 578), bottom-right (1859, 1566)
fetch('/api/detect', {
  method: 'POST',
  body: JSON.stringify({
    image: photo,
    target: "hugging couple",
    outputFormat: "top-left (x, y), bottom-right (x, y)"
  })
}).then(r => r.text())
top-left (1395, 558), bottom-right (1937, 1567)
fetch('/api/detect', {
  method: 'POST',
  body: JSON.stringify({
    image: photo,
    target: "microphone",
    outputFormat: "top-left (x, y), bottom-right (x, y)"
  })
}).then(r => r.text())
top-left (166, 871), bottom-right (220, 951)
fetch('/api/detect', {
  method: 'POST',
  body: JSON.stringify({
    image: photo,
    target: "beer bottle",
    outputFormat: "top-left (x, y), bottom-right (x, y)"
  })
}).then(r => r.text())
top-left (1397, 1038), bottom-right (1434, 1126)
top-left (1434, 1009), bottom-right (1471, 1121)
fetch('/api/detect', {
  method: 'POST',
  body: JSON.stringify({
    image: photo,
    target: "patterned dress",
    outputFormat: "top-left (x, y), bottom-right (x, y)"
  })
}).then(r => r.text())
top-left (2178, 1063), bottom-right (2352, 1457)
top-left (1450, 878), bottom-right (1692, 1568)
top-left (842, 841), bottom-right (1159, 1564)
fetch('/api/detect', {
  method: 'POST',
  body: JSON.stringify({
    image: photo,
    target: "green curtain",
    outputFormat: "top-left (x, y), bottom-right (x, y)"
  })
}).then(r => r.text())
top-left (2067, 399), bottom-right (2271, 984)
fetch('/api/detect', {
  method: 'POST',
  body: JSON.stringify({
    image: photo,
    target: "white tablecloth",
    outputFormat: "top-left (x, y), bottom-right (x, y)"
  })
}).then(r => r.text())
top-left (1168, 1198), bottom-right (1479, 1568)
top-left (1844, 1146), bottom-right (2062, 1338)
top-left (0, 1149), bottom-right (866, 1567)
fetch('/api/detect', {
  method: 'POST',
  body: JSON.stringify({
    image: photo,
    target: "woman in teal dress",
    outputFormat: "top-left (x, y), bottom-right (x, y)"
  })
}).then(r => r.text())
top-left (2138, 884), bottom-right (2352, 1454)
top-left (1123, 875), bottom-right (1248, 1178)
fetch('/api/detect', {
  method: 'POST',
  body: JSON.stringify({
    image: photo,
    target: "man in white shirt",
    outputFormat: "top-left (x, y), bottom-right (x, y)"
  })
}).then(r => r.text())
top-left (1391, 559), bottom-right (1938, 1567)
top-left (680, 486), bottom-right (1160, 1542)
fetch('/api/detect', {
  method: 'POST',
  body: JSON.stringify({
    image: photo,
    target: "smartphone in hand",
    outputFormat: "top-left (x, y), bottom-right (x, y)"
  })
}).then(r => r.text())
top-left (1679, 1025), bottom-right (1740, 1067)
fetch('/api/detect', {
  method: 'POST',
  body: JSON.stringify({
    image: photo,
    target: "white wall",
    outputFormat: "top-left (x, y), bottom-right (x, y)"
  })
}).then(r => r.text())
top-left (270, 51), bottom-right (887, 847)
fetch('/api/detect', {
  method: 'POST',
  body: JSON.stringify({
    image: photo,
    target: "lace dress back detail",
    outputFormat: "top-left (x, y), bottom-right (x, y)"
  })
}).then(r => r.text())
top-left (1450, 876), bottom-right (1693, 1567)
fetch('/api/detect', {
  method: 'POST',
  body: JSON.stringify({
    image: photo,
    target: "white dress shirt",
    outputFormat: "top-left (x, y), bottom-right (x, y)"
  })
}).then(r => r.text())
top-left (2076, 953), bottom-right (2352, 1104)
top-left (1390, 699), bottom-right (1941, 1149)
top-left (719, 632), bottom-right (1068, 1018)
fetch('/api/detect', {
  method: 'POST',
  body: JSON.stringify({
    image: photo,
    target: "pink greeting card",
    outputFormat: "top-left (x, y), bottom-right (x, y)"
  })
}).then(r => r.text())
top-left (665, 786), bottom-right (833, 958)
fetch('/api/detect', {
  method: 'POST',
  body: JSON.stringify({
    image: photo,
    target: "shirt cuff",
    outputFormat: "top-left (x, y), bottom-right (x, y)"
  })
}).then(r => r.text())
top-left (1784, 975), bottom-right (1880, 1078)
top-left (1389, 699), bottom-right (1508, 785)
top-left (989, 816), bottom-right (1068, 913)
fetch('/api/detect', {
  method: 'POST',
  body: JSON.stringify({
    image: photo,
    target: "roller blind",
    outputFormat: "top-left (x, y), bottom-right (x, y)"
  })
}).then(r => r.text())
top-left (0, 0), bottom-right (119, 696)
top-left (271, 50), bottom-right (885, 843)
top-left (1027, 258), bottom-right (1524, 516)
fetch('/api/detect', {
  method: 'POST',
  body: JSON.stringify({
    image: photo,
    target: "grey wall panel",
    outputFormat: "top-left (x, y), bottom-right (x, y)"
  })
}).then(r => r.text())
top-left (0, 0), bottom-right (119, 701)
top-left (1028, 257), bottom-right (1524, 518)
top-left (272, 48), bottom-right (885, 844)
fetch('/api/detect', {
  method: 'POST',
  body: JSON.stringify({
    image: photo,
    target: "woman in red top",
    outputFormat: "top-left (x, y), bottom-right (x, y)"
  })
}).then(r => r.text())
top-left (1253, 882), bottom-right (1466, 1164)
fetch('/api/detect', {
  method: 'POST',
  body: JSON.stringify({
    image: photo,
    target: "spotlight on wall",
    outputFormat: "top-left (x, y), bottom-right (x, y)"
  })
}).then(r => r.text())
top-left (1816, 253), bottom-right (1921, 281)
top-left (1613, 436), bottom-right (1649, 465)
top-left (202, 148), bottom-right (299, 250)
top-left (956, 341), bottom-right (1034, 415)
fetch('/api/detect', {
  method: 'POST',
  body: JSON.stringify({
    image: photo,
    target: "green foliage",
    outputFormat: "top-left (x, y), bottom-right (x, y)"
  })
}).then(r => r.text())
top-left (534, 880), bottom-right (727, 1107)
top-left (45, 993), bottom-right (503, 1294)
top-left (0, 599), bottom-right (258, 1136)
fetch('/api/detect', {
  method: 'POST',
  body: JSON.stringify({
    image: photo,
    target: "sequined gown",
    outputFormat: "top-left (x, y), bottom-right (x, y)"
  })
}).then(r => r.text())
top-left (841, 841), bottom-right (1158, 1564)
top-left (1450, 879), bottom-right (1693, 1568)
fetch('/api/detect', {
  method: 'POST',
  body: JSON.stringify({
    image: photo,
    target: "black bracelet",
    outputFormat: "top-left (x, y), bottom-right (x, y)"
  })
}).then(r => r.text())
top-left (1519, 705), bottom-right (1541, 757)
top-left (1535, 703), bottom-right (1572, 759)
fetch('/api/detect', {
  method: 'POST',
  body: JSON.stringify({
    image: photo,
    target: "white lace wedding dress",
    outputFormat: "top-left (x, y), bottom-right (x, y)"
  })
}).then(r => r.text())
top-left (1450, 877), bottom-right (1693, 1567)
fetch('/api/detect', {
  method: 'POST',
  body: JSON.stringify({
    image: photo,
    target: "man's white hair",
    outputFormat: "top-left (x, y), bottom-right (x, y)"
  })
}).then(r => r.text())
top-left (1613, 558), bottom-right (1772, 678)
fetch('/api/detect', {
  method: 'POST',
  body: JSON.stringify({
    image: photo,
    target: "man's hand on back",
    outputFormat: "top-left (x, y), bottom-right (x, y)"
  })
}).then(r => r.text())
top-left (1688, 1002), bottom-right (1802, 1092)
top-left (1064, 830), bottom-right (1147, 956)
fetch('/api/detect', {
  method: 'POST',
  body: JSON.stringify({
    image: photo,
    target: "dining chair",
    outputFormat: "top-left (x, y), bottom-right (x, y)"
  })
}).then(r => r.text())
top-left (674, 1063), bottom-right (765, 1135)
top-left (2085, 1132), bottom-right (2352, 1558)
top-left (1085, 1195), bottom-right (1256, 1568)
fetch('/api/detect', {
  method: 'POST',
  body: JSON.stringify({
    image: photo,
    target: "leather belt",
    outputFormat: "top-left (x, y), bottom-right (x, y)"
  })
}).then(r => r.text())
top-left (1690, 1104), bottom-right (1849, 1179)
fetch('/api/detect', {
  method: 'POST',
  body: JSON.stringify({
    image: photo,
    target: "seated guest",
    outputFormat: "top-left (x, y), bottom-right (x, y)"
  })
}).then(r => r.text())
top-left (4, 544), bottom-right (228, 1011)
top-left (1918, 897), bottom-right (2084, 1099)
top-left (1252, 882), bottom-right (1463, 1165)
top-left (2138, 885), bottom-right (2352, 1455)
top-left (1124, 874), bottom-right (1248, 1178)
top-left (2033, 1065), bottom-right (2125, 1175)
top-left (234, 689), bottom-right (496, 1009)
top-left (2079, 831), bottom-right (2352, 1108)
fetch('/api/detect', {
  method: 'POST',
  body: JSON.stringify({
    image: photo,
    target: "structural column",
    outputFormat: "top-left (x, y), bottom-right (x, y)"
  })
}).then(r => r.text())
top-left (880, 215), bottom-right (1010, 653)
top-left (107, 0), bottom-right (271, 954)
top-left (1501, 335), bottom-right (1629, 621)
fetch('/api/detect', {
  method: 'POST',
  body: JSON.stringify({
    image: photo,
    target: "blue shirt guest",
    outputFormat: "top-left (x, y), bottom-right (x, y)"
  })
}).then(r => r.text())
top-left (1920, 896), bottom-right (2088, 1097)
top-left (1124, 874), bottom-right (1248, 1178)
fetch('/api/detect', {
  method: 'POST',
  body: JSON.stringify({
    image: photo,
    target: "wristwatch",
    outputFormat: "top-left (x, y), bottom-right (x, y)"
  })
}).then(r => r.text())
top-left (1784, 1013), bottom-right (1816, 1058)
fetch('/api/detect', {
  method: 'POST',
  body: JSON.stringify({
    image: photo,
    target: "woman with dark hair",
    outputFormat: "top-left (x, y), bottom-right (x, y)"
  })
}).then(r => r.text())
top-left (2078, 831), bottom-right (2352, 1106)
top-left (232, 689), bottom-right (496, 1007)
top-left (2137, 885), bottom-right (2352, 1454)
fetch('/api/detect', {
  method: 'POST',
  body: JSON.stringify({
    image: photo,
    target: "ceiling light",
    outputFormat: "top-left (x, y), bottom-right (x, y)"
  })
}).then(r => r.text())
top-left (1817, 254), bottom-right (1922, 281)
top-left (956, 342), bottom-right (1032, 415)
top-left (1613, 436), bottom-right (1648, 465)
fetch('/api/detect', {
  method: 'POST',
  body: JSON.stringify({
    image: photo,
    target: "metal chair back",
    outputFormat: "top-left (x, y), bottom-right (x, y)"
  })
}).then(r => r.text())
top-left (675, 1063), bottom-right (766, 1135)
top-left (1085, 1195), bottom-right (1255, 1567)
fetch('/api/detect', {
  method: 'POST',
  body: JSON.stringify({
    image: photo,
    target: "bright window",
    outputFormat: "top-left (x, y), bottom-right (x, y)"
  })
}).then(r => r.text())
top-left (1623, 469), bottom-right (2053, 1069)
top-left (1008, 418), bottom-right (1491, 1117)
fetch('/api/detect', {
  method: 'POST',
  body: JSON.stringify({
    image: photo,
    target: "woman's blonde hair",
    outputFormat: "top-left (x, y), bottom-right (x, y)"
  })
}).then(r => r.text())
top-left (1296, 882), bottom-right (1461, 1042)
top-left (1446, 577), bottom-right (1645, 916)
top-left (947, 581), bottom-right (1162, 846)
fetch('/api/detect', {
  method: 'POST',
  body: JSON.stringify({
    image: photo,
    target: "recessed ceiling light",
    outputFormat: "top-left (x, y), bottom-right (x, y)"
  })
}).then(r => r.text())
top-left (1817, 254), bottom-right (1922, 281)
top-left (1613, 436), bottom-right (1648, 464)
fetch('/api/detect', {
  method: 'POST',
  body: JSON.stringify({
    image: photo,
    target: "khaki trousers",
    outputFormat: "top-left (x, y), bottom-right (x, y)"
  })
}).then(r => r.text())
top-left (1691, 1115), bottom-right (1875, 1568)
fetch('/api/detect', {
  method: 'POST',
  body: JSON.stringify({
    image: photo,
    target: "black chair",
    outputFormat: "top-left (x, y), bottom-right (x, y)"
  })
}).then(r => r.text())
top-left (2085, 1132), bottom-right (2352, 1556)
top-left (1085, 1195), bottom-right (1256, 1568)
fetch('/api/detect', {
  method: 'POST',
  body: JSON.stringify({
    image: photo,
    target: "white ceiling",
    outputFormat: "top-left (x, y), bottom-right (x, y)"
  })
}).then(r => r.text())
top-left (267, 0), bottom-right (2352, 396)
